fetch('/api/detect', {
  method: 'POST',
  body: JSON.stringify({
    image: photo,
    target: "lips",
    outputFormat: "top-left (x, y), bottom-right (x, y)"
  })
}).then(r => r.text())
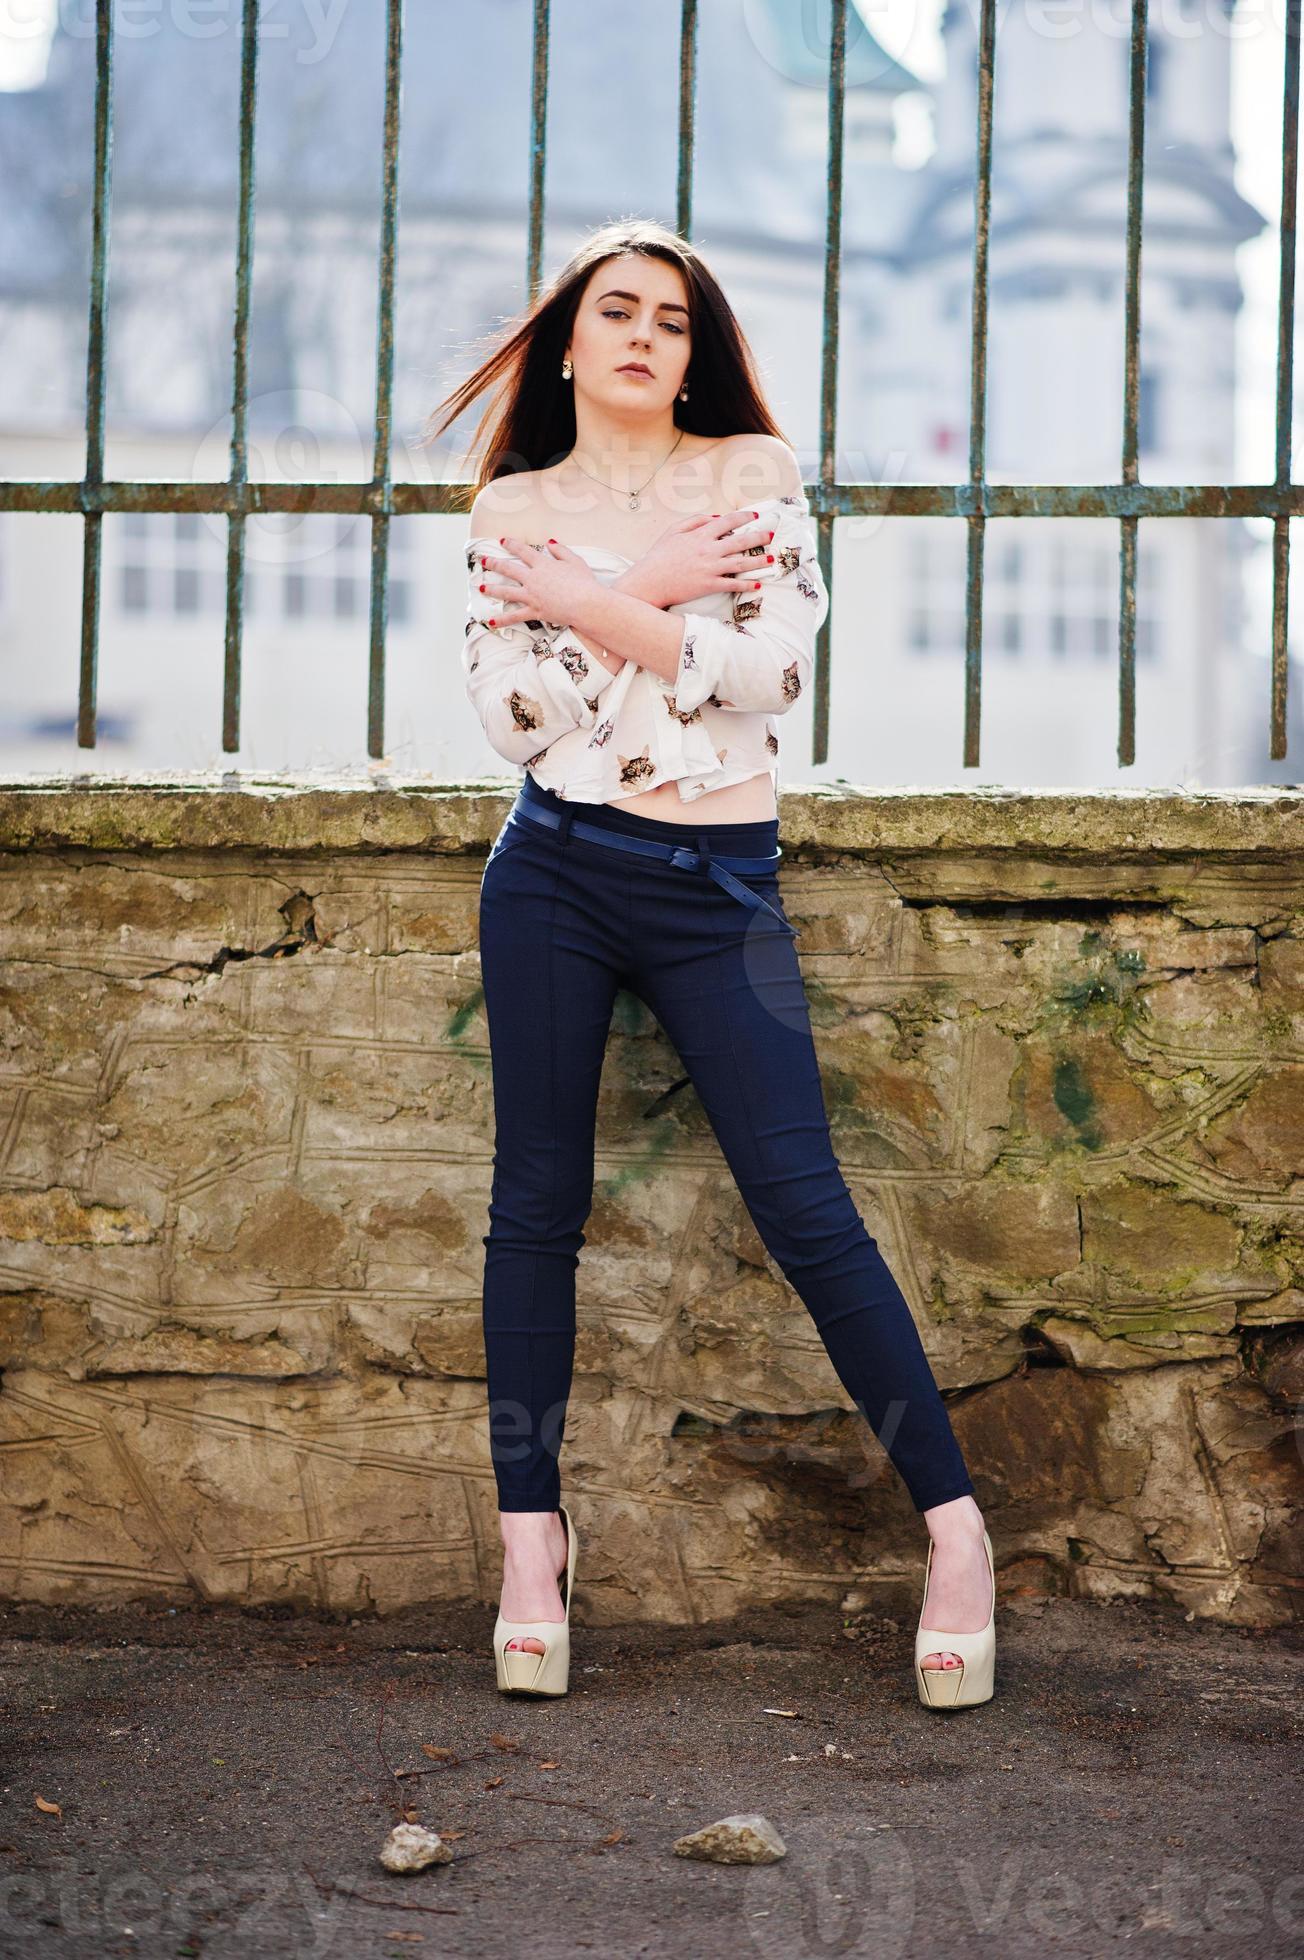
top-left (617, 364), bottom-right (652, 377)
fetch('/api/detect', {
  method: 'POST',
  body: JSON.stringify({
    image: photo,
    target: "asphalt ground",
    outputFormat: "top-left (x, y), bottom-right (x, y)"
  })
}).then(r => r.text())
top-left (1, 1590), bottom-right (1301, 1959)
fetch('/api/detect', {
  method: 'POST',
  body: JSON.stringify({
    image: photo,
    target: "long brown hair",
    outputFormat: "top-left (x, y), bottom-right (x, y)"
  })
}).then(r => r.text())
top-left (420, 219), bottom-right (789, 512)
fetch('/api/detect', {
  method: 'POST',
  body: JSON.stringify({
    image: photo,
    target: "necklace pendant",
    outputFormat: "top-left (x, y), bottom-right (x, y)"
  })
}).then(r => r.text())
top-left (628, 492), bottom-right (641, 511)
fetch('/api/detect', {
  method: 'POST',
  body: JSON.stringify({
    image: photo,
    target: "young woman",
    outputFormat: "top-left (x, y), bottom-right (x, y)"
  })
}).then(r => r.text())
top-left (426, 220), bottom-right (996, 1710)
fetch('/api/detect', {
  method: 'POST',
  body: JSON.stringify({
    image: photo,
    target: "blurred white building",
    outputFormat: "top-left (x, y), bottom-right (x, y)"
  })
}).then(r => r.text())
top-left (0, 0), bottom-right (1284, 786)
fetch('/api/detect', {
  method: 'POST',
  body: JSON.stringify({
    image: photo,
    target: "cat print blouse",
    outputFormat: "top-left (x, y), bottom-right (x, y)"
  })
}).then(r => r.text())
top-left (461, 490), bottom-right (829, 804)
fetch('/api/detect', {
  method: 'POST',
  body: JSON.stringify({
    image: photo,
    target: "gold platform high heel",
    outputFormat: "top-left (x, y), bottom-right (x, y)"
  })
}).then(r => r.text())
top-left (492, 1505), bottom-right (578, 1698)
top-left (914, 1527), bottom-right (996, 1710)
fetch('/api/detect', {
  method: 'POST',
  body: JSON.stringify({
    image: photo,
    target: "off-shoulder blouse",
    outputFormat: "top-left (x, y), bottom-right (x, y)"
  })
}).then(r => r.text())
top-left (461, 490), bottom-right (829, 804)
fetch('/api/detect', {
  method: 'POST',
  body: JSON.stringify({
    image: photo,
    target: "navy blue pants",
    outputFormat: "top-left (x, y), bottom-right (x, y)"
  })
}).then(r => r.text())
top-left (476, 773), bottom-right (976, 1516)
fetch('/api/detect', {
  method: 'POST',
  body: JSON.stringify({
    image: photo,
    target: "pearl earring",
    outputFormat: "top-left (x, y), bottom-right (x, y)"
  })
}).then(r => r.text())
top-left (561, 357), bottom-right (573, 379)
top-left (679, 383), bottom-right (688, 401)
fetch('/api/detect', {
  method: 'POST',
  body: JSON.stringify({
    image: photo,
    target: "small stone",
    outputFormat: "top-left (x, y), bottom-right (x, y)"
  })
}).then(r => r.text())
top-left (378, 1822), bottom-right (454, 1873)
top-left (672, 1814), bottom-right (787, 1865)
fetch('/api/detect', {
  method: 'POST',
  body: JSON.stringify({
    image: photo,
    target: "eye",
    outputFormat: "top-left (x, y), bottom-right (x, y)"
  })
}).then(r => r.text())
top-left (601, 308), bottom-right (685, 335)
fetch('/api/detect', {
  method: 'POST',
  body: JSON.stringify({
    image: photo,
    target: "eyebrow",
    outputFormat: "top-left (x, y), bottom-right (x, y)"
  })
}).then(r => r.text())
top-left (595, 289), bottom-right (690, 317)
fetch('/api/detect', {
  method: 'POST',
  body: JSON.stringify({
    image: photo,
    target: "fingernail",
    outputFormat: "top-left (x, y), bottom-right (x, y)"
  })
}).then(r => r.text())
top-left (751, 510), bottom-right (759, 518)
top-left (754, 580), bottom-right (761, 588)
top-left (478, 582), bottom-right (486, 591)
top-left (487, 617), bottom-right (497, 625)
top-left (766, 555), bottom-right (773, 564)
top-left (548, 537), bottom-right (556, 543)
top-left (480, 556), bottom-right (487, 567)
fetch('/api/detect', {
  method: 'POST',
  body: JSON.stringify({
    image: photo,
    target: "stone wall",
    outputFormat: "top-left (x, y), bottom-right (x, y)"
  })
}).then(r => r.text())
top-left (0, 778), bottom-right (1300, 1625)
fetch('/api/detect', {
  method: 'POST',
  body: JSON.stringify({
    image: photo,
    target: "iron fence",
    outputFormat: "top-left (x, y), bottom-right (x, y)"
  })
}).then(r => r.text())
top-left (0, 0), bottom-right (1300, 766)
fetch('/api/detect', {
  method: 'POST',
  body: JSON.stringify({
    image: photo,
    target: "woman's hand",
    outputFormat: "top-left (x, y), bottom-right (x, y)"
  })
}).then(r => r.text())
top-left (477, 536), bottom-right (601, 630)
top-left (624, 508), bottom-right (776, 610)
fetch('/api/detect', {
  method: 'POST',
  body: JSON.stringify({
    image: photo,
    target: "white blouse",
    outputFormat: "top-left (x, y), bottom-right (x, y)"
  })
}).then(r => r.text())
top-left (462, 490), bottom-right (829, 804)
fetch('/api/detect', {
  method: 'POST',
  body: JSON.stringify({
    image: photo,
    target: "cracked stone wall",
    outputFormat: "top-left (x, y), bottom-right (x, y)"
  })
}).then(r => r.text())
top-left (0, 780), bottom-right (1300, 1627)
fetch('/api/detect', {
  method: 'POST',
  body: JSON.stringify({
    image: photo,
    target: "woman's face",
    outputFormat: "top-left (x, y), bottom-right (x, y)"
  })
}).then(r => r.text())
top-left (566, 255), bottom-right (692, 410)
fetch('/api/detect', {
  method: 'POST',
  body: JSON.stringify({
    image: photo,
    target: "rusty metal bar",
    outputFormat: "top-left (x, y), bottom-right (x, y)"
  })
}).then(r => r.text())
top-left (76, 0), bottom-right (114, 749)
top-left (17, 480), bottom-right (1304, 522)
top-left (367, 0), bottom-right (405, 761)
top-left (675, 0), bottom-right (698, 242)
top-left (526, 0), bottom-right (550, 306)
top-left (813, 0), bottom-right (846, 768)
top-left (223, 0), bottom-right (260, 753)
top-left (1272, 0), bottom-right (1301, 760)
top-left (963, 0), bottom-right (997, 769)
top-left (8, 481), bottom-right (1304, 521)
top-left (1117, 0), bottom-right (1149, 767)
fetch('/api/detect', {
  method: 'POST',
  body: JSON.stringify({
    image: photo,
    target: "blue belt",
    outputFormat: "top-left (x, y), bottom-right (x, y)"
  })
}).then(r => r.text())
top-left (503, 799), bottom-right (800, 939)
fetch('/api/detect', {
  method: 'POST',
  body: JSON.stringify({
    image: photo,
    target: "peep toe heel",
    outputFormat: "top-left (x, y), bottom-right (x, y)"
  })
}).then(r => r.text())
top-left (914, 1526), bottom-right (996, 1710)
top-left (492, 1504), bottom-right (578, 1698)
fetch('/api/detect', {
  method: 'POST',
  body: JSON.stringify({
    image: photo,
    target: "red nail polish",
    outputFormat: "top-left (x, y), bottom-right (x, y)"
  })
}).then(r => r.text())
top-left (754, 581), bottom-right (761, 588)
top-left (752, 510), bottom-right (759, 518)
top-left (547, 537), bottom-right (556, 543)
top-left (487, 617), bottom-right (497, 625)
top-left (765, 555), bottom-right (773, 564)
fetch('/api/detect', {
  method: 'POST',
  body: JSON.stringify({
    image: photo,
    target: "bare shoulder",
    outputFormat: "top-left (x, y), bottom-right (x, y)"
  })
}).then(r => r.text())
top-left (466, 472), bottom-right (548, 542)
top-left (713, 433), bottom-right (805, 504)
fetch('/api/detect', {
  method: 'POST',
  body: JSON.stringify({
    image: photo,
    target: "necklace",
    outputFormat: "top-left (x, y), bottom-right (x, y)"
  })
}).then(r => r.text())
top-left (565, 429), bottom-right (687, 511)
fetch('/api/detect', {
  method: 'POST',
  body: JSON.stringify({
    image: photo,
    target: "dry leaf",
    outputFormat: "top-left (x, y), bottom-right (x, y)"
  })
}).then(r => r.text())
top-left (490, 1733), bottom-right (519, 1752)
top-left (484, 1776), bottom-right (504, 1789)
top-left (34, 1796), bottom-right (61, 1816)
top-left (538, 1760), bottom-right (559, 1770)
top-left (600, 1830), bottom-right (624, 1846)
top-left (421, 1745), bottom-right (457, 1762)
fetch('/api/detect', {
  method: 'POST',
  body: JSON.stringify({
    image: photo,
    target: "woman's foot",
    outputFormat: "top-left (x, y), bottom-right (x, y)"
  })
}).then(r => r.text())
top-left (918, 1496), bottom-right (993, 1672)
top-left (499, 1509), bottom-right (570, 1657)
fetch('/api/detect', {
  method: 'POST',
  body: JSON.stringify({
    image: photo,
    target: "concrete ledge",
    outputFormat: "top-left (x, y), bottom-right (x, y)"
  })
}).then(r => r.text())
top-left (1, 773), bottom-right (1303, 856)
